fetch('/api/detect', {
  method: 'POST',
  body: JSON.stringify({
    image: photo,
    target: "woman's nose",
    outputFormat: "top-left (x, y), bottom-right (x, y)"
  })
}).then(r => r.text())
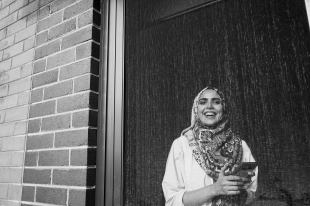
top-left (206, 101), bottom-right (213, 108)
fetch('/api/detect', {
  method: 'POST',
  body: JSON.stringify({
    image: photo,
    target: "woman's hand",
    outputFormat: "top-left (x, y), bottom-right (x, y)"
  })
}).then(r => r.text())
top-left (213, 165), bottom-right (251, 196)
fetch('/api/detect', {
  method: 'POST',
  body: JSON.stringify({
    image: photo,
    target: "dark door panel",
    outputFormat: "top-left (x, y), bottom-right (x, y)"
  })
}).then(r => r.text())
top-left (125, 0), bottom-right (310, 205)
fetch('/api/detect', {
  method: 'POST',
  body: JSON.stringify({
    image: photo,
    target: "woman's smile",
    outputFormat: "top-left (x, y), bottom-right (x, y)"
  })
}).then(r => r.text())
top-left (197, 89), bottom-right (224, 127)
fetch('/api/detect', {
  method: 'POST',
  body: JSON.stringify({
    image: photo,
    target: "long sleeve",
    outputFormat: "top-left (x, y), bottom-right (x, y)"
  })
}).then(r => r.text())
top-left (241, 141), bottom-right (258, 204)
top-left (162, 139), bottom-right (186, 206)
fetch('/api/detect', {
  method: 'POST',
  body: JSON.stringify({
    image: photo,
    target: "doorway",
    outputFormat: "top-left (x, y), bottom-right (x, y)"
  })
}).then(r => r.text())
top-left (124, 0), bottom-right (310, 205)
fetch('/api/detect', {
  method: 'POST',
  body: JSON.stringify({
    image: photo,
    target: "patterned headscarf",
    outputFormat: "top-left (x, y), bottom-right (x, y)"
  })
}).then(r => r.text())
top-left (182, 87), bottom-right (246, 206)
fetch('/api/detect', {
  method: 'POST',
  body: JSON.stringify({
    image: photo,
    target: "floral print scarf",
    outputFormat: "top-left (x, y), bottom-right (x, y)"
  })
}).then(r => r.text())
top-left (182, 87), bottom-right (246, 206)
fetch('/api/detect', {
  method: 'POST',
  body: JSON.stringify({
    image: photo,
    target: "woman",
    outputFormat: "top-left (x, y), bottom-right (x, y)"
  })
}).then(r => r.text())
top-left (162, 87), bottom-right (258, 206)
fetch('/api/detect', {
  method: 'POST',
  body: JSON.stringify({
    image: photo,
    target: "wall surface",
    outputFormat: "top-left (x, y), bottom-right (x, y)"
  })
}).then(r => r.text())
top-left (0, 0), bottom-right (100, 205)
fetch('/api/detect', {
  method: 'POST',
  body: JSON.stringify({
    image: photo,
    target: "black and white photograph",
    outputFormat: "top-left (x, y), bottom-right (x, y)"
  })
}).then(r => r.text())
top-left (0, 0), bottom-right (309, 206)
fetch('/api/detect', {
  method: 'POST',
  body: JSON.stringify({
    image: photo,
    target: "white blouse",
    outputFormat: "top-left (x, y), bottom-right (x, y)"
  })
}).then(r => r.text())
top-left (162, 135), bottom-right (258, 206)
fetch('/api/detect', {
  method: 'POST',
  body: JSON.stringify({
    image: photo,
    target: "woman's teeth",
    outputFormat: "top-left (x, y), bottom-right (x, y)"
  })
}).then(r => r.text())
top-left (204, 112), bottom-right (216, 116)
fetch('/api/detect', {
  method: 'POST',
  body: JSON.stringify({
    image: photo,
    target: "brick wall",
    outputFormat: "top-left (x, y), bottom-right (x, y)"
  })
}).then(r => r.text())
top-left (0, 0), bottom-right (101, 205)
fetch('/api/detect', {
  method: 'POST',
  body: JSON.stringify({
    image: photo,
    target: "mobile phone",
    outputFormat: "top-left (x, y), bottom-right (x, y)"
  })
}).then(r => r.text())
top-left (235, 162), bottom-right (257, 177)
top-left (239, 162), bottom-right (257, 171)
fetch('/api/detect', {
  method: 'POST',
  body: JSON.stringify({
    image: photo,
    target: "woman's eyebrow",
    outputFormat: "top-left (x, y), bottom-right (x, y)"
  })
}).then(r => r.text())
top-left (199, 97), bottom-right (221, 100)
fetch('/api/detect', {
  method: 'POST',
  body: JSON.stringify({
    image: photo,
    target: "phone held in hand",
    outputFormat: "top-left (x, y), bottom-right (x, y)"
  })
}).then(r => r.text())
top-left (235, 162), bottom-right (257, 177)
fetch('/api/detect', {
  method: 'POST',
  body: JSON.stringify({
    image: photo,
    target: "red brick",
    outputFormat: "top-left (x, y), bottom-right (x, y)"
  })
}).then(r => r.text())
top-left (55, 128), bottom-right (97, 147)
top-left (23, 169), bottom-right (51, 184)
top-left (26, 133), bottom-right (53, 150)
top-left (15, 23), bottom-right (36, 42)
top-left (0, 12), bottom-right (17, 30)
top-left (76, 41), bottom-right (91, 59)
top-left (2, 0), bottom-right (15, 8)
top-left (8, 77), bottom-right (31, 95)
top-left (39, 0), bottom-right (54, 7)
top-left (7, 184), bottom-right (22, 201)
top-left (27, 10), bottom-right (38, 26)
top-left (48, 18), bottom-right (76, 40)
top-left (32, 69), bottom-right (58, 88)
top-left (24, 36), bottom-right (35, 50)
top-left (9, 0), bottom-right (28, 13)
top-left (36, 187), bottom-right (67, 205)
top-left (53, 168), bottom-right (96, 186)
top-left (3, 42), bottom-right (23, 60)
top-left (17, 0), bottom-right (39, 19)
top-left (14, 120), bottom-right (27, 135)
top-left (37, 10), bottom-right (62, 32)
top-left (28, 118), bottom-right (41, 133)
top-left (21, 62), bottom-right (33, 77)
top-left (38, 5), bottom-right (50, 20)
top-left (0, 85), bottom-right (9, 97)
top-left (5, 105), bottom-right (28, 122)
top-left (0, 28), bottom-right (6, 40)
top-left (33, 59), bottom-right (46, 74)
top-left (78, 9), bottom-right (100, 28)
top-left (41, 113), bottom-right (71, 131)
top-left (72, 109), bottom-right (97, 127)
top-left (24, 151), bottom-right (38, 166)
top-left (21, 186), bottom-right (35, 202)
top-left (31, 88), bottom-right (43, 103)
top-left (68, 189), bottom-right (95, 206)
top-left (46, 48), bottom-right (75, 70)
top-left (11, 49), bottom-right (34, 68)
top-left (38, 150), bottom-right (69, 166)
top-left (44, 80), bottom-right (73, 100)
top-left (0, 28), bottom-right (6, 41)
top-left (76, 41), bottom-right (100, 60)
top-left (18, 91), bottom-right (31, 106)
top-left (50, 0), bottom-right (76, 14)
top-left (0, 168), bottom-right (22, 183)
top-left (29, 100), bottom-right (55, 118)
top-left (0, 6), bottom-right (9, 20)
top-left (0, 59), bottom-right (11, 73)
top-left (0, 151), bottom-right (23, 166)
top-left (35, 31), bottom-right (48, 46)
top-left (0, 35), bottom-right (14, 50)
top-left (61, 26), bottom-right (97, 49)
top-left (57, 92), bottom-right (98, 113)
top-left (6, 18), bottom-right (26, 36)
top-left (60, 58), bottom-right (99, 80)
top-left (74, 74), bottom-right (98, 92)
top-left (63, 0), bottom-right (93, 20)
top-left (71, 148), bottom-right (96, 166)
top-left (35, 39), bottom-right (60, 59)
top-left (0, 111), bottom-right (5, 123)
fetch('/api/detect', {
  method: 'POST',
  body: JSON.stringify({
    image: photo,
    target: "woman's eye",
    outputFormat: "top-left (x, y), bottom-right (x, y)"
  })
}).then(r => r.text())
top-left (213, 100), bottom-right (221, 104)
top-left (198, 100), bottom-right (207, 105)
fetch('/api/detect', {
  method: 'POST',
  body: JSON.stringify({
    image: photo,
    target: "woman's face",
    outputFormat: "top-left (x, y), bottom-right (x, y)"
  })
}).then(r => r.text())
top-left (197, 89), bottom-right (224, 127)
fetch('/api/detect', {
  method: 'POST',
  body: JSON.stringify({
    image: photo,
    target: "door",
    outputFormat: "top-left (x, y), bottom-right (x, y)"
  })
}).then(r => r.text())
top-left (125, 0), bottom-right (310, 205)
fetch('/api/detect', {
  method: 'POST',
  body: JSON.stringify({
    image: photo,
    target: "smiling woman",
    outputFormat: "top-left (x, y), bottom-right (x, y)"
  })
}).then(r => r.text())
top-left (196, 88), bottom-right (224, 127)
top-left (162, 87), bottom-right (258, 206)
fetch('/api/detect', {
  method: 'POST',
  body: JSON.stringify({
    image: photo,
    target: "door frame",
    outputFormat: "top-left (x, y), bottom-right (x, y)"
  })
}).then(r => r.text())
top-left (96, 0), bottom-right (125, 205)
top-left (95, 0), bottom-right (229, 205)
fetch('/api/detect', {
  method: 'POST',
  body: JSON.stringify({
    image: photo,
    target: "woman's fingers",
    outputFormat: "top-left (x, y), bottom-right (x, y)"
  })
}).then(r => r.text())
top-left (224, 175), bottom-right (250, 183)
top-left (226, 190), bottom-right (241, 195)
top-left (223, 181), bottom-right (244, 186)
top-left (223, 185), bottom-right (241, 191)
top-left (221, 186), bottom-right (244, 195)
top-left (219, 164), bottom-right (229, 176)
top-left (248, 171), bottom-right (255, 177)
